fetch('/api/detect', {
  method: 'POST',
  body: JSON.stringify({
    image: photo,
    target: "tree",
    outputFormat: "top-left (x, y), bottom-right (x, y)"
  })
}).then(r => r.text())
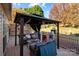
top-left (49, 3), bottom-right (79, 27)
top-left (24, 5), bottom-right (44, 17)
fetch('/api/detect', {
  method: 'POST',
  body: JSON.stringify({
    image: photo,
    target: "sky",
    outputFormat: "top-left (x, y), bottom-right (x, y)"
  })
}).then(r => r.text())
top-left (12, 3), bottom-right (54, 18)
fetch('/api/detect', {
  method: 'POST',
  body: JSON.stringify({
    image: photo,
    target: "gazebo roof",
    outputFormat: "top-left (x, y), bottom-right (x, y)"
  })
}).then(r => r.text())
top-left (14, 12), bottom-right (60, 25)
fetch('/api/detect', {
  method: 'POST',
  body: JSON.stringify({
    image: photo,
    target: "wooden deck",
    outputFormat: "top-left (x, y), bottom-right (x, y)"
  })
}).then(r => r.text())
top-left (4, 36), bottom-right (79, 56)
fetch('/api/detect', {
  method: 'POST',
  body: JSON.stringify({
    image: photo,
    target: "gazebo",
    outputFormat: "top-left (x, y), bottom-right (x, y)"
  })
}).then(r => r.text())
top-left (14, 12), bottom-right (60, 56)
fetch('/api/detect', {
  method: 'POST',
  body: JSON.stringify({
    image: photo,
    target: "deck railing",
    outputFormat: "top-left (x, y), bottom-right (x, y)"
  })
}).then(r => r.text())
top-left (59, 34), bottom-right (79, 54)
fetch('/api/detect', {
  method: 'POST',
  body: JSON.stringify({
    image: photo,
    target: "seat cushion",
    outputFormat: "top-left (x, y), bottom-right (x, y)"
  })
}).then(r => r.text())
top-left (39, 40), bottom-right (57, 56)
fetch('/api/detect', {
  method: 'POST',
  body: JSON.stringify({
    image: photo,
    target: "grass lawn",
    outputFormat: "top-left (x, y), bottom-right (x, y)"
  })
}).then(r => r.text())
top-left (59, 26), bottom-right (79, 35)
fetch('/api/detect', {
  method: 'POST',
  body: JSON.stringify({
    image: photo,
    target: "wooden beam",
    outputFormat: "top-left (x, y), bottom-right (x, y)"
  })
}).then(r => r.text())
top-left (57, 23), bottom-right (59, 49)
top-left (19, 18), bottom-right (24, 56)
top-left (15, 23), bottom-right (17, 46)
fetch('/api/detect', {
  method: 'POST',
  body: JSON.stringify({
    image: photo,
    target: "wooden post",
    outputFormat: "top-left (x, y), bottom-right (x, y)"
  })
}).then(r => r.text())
top-left (19, 18), bottom-right (24, 56)
top-left (38, 31), bottom-right (41, 41)
top-left (57, 23), bottom-right (59, 49)
top-left (15, 23), bottom-right (17, 46)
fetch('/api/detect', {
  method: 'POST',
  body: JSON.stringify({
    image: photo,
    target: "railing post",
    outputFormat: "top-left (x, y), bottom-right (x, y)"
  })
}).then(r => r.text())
top-left (57, 23), bottom-right (59, 49)
top-left (76, 39), bottom-right (79, 54)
